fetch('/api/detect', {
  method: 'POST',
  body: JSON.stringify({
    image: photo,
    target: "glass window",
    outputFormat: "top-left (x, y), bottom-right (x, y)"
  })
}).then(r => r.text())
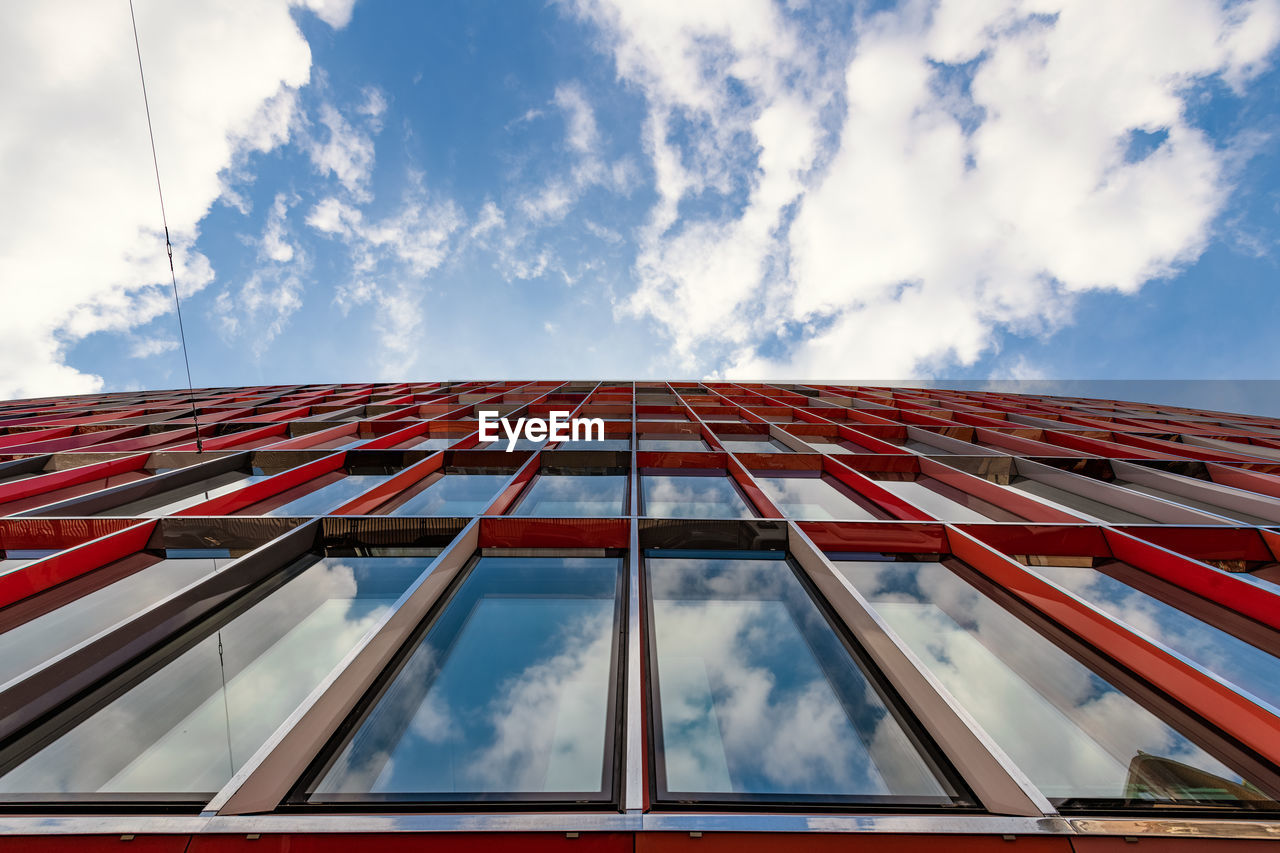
top-left (262, 475), bottom-right (385, 516)
top-left (0, 550), bottom-right (57, 577)
top-left (719, 438), bottom-right (792, 453)
top-left (835, 560), bottom-right (1274, 808)
top-left (646, 555), bottom-right (958, 804)
top-left (871, 479), bottom-right (1017, 523)
top-left (308, 556), bottom-right (622, 802)
top-left (640, 437), bottom-right (710, 452)
top-left (477, 438), bottom-right (545, 451)
top-left (755, 475), bottom-right (886, 520)
top-left (0, 551), bottom-right (231, 688)
top-left (388, 473), bottom-right (509, 516)
top-left (511, 474), bottom-right (627, 517)
top-left (105, 473), bottom-right (266, 517)
top-left (0, 552), bottom-right (433, 802)
top-left (1112, 481), bottom-right (1278, 526)
top-left (903, 439), bottom-right (958, 455)
top-left (410, 437), bottom-right (457, 451)
top-left (642, 475), bottom-right (754, 518)
top-left (801, 438), bottom-right (867, 455)
top-left (1028, 563), bottom-right (1280, 714)
top-left (555, 439), bottom-right (631, 451)
top-left (1005, 479), bottom-right (1154, 524)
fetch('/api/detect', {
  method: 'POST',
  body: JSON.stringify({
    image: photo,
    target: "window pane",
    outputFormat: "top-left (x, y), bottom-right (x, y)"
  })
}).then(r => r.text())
top-left (720, 438), bottom-right (792, 453)
top-left (640, 438), bottom-right (709, 451)
top-left (0, 553), bottom-right (432, 801)
top-left (872, 479), bottom-right (1012, 523)
top-left (108, 473), bottom-right (265, 517)
top-left (1006, 479), bottom-right (1154, 524)
top-left (264, 475), bottom-right (384, 516)
top-left (755, 475), bottom-right (884, 520)
top-left (1029, 563), bottom-right (1280, 713)
top-left (1112, 481), bottom-right (1277, 526)
top-left (388, 473), bottom-right (509, 516)
top-left (647, 556), bottom-right (955, 803)
top-left (410, 437), bottom-right (456, 451)
top-left (309, 556), bottom-right (622, 801)
top-left (511, 474), bottom-right (627, 516)
top-left (835, 560), bottom-right (1273, 808)
top-left (0, 551), bottom-right (230, 687)
top-left (642, 475), bottom-right (753, 518)
top-left (555, 439), bottom-right (630, 450)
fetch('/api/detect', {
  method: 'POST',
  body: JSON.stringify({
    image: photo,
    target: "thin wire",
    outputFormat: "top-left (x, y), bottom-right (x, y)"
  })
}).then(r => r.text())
top-left (129, 0), bottom-right (204, 452)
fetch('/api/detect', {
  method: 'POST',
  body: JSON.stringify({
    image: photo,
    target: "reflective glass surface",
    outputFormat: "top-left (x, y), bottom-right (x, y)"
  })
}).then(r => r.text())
top-left (755, 475), bottom-right (884, 520)
top-left (310, 556), bottom-right (621, 801)
top-left (800, 438), bottom-right (866, 454)
top-left (1007, 479), bottom-right (1154, 524)
top-left (639, 437), bottom-right (710, 451)
top-left (510, 474), bottom-right (627, 516)
top-left (1112, 481), bottom-right (1278, 526)
top-left (646, 556), bottom-right (954, 802)
top-left (642, 475), bottom-right (754, 518)
top-left (410, 437), bottom-right (457, 451)
top-left (719, 438), bottom-right (792, 453)
top-left (1029, 563), bottom-right (1280, 713)
top-left (388, 473), bottom-right (509, 516)
top-left (263, 474), bottom-right (385, 516)
top-left (872, 479), bottom-right (1011, 522)
top-left (0, 551), bottom-right (230, 688)
top-left (0, 550), bottom-right (57, 577)
top-left (836, 560), bottom-right (1272, 807)
top-left (0, 553), bottom-right (432, 800)
top-left (477, 438), bottom-right (545, 451)
top-left (554, 438), bottom-right (630, 450)
top-left (107, 473), bottom-right (265, 517)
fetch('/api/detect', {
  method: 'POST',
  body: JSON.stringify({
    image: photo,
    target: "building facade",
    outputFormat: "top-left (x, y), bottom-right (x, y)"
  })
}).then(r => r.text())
top-left (0, 380), bottom-right (1277, 851)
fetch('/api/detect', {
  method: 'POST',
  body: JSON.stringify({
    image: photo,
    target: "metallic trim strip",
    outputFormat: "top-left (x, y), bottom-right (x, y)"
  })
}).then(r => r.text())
top-left (786, 521), bottom-right (1054, 817)
top-left (0, 812), bottom-right (1276, 838)
top-left (215, 518), bottom-right (480, 815)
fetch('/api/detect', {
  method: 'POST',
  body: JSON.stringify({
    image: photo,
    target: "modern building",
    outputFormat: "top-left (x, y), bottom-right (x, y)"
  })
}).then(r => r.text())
top-left (0, 380), bottom-right (1277, 851)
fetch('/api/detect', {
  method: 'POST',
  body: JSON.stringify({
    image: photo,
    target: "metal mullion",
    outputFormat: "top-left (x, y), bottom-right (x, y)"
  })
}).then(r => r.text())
top-left (785, 521), bottom-right (1051, 817)
top-left (213, 518), bottom-right (481, 815)
top-left (671, 383), bottom-right (783, 518)
top-left (624, 380), bottom-right (644, 812)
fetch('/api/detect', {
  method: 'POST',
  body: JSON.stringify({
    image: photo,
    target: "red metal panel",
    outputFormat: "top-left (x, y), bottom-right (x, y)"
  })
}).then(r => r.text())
top-left (947, 526), bottom-right (1280, 764)
top-left (171, 422), bottom-right (289, 451)
top-left (1102, 527), bottom-right (1280, 632)
top-left (0, 517), bottom-right (138, 551)
top-left (480, 516), bottom-right (630, 548)
top-left (918, 458), bottom-right (1086, 523)
top-left (0, 453), bottom-right (150, 506)
top-left (799, 519), bottom-right (950, 553)
top-left (332, 452), bottom-right (444, 515)
top-left (176, 452), bottom-right (347, 516)
top-left (0, 519), bottom-right (156, 608)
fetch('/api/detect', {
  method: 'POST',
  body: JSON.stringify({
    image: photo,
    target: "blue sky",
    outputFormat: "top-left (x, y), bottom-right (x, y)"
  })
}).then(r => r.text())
top-left (4, 0), bottom-right (1280, 400)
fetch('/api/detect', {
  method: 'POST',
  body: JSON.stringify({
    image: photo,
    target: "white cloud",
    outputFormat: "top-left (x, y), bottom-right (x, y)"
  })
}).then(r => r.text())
top-left (308, 175), bottom-right (465, 375)
top-left (128, 337), bottom-right (180, 359)
top-left (0, 0), bottom-right (350, 399)
top-left (215, 192), bottom-right (308, 353)
top-left (305, 101), bottom-right (379, 198)
top-left (567, 0), bottom-right (1280, 378)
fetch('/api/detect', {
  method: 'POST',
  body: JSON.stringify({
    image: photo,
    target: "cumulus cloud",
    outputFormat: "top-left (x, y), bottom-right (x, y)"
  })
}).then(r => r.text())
top-left (215, 192), bottom-right (307, 353)
top-left (308, 174), bottom-right (465, 376)
top-left (566, 0), bottom-right (1280, 377)
top-left (0, 0), bottom-right (350, 399)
